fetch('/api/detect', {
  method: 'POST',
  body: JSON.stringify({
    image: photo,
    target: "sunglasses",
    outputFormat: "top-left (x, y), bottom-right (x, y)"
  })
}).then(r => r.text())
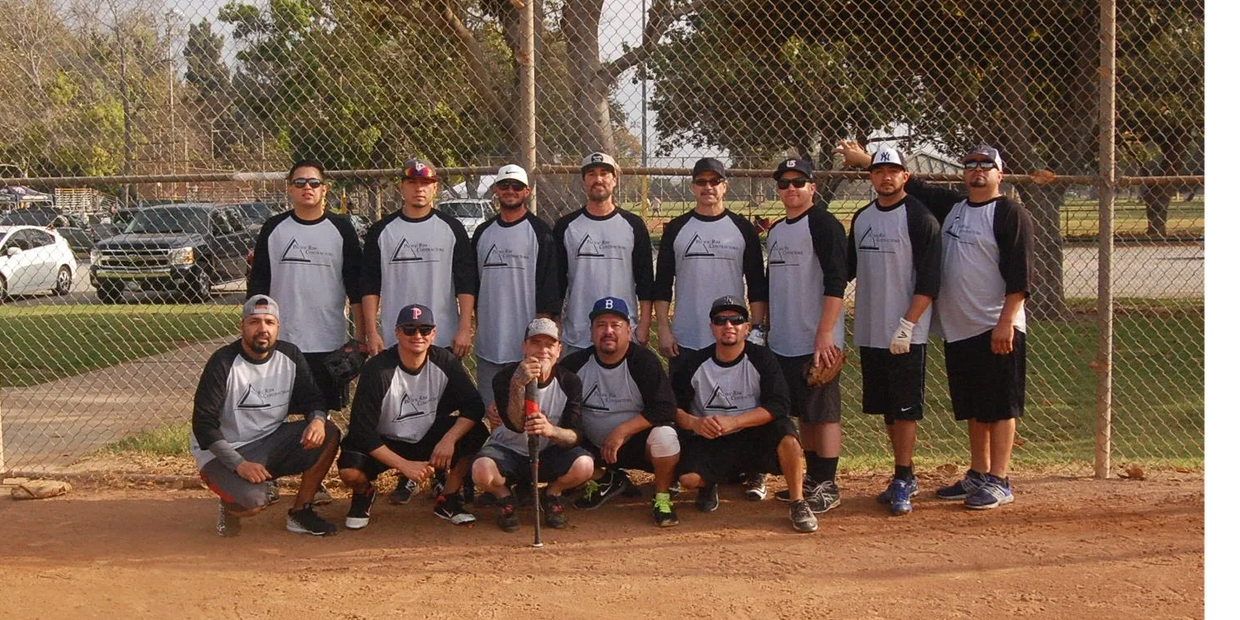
top-left (711, 315), bottom-right (747, 326)
top-left (494, 180), bottom-right (527, 191)
top-left (692, 177), bottom-right (725, 187)
top-left (399, 325), bottom-right (435, 337)
top-left (290, 178), bottom-right (324, 189)
top-left (776, 178), bottom-right (810, 190)
top-left (963, 161), bottom-right (999, 171)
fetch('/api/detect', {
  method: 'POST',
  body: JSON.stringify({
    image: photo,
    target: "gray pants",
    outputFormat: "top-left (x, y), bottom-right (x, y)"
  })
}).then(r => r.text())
top-left (475, 356), bottom-right (510, 408)
top-left (199, 420), bottom-right (339, 510)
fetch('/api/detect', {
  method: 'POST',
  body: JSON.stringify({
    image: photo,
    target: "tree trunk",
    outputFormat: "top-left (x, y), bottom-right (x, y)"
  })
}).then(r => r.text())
top-left (1141, 131), bottom-right (1187, 236)
top-left (561, 0), bottom-right (614, 154)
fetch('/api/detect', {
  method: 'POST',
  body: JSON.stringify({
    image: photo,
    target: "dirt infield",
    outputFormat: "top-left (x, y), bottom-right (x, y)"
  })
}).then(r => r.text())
top-left (0, 473), bottom-right (1202, 619)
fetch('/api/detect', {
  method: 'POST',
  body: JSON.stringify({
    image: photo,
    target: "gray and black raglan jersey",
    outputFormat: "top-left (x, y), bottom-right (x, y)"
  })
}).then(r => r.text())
top-left (490, 364), bottom-right (583, 456)
top-left (672, 342), bottom-right (790, 419)
top-left (343, 345), bottom-right (484, 452)
top-left (361, 209), bottom-right (479, 348)
top-left (904, 178), bottom-right (1034, 343)
top-left (560, 344), bottom-right (676, 447)
top-left (552, 207), bottom-right (655, 349)
top-left (247, 211), bottom-right (363, 353)
top-left (653, 210), bottom-right (768, 350)
top-left (847, 197), bottom-right (942, 349)
top-left (190, 340), bottom-right (325, 469)
top-left (472, 212), bottom-right (561, 364)
top-left (765, 205), bottom-right (849, 357)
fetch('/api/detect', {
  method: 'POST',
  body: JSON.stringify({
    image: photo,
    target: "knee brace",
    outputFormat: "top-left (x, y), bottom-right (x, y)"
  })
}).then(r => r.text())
top-left (646, 425), bottom-right (680, 459)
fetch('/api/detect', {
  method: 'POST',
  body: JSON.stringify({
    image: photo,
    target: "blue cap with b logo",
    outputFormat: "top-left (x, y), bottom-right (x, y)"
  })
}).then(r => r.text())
top-left (589, 296), bottom-right (631, 322)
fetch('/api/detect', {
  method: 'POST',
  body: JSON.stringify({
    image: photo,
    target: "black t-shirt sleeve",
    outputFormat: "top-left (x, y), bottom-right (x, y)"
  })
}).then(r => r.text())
top-left (994, 199), bottom-right (1035, 297)
top-left (558, 348), bottom-right (591, 373)
top-left (652, 214), bottom-right (688, 302)
top-left (191, 345), bottom-right (238, 451)
top-left (629, 348), bottom-right (676, 425)
top-left (624, 209), bottom-right (656, 301)
top-left (732, 212), bottom-right (769, 303)
top-left (246, 217), bottom-right (280, 297)
top-left (361, 214), bottom-right (391, 297)
top-left (344, 353), bottom-right (395, 453)
top-left (846, 206), bottom-right (866, 282)
top-left (331, 214), bottom-right (365, 304)
top-left (284, 343), bottom-right (326, 415)
top-left (904, 177), bottom-right (965, 223)
top-left (551, 214), bottom-right (573, 302)
top-left (556, 367), bottom-right (584, 431)
top-left (493, 363), bottom-right (524, 433)
top-left (447, 215), bottom-right (479, 297)
top-left (906, 200), bottom-right (943, 298)
top-left (672, 348), bottom-right (708, 411)
top-left (808, 208), bottom-right (848, 299)
top-left (747, 344), bottom-right (790, 419)
top-left (532, 217), bottom-right (562, 316)
top-left (434, 348), bottom-right (485, 422)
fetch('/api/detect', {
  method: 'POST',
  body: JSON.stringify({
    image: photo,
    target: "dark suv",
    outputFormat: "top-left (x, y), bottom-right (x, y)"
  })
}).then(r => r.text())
top-left (89, 203), bottom-right (254, 303)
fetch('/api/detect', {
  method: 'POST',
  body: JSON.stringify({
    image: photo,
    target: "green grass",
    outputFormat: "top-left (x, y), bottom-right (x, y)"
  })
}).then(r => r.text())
top-left (0, 304), bottom-right (238, 387)
top-left (99, 420), bottom-right (191, 456)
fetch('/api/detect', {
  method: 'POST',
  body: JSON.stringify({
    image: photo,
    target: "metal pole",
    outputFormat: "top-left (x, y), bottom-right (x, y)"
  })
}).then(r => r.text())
top-left (519, 0), bottom-right (537, 213)
top-left (640, 0), bottom-right (648, 216)
top-left (1095, 0), bottom-right (1117, 479)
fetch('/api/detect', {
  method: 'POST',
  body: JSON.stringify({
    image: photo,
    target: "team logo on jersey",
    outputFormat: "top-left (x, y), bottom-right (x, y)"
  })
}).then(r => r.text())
top-left (683, 233), bottom-right (716, 258)
top-left (235, 385), bottom-right (271, 409)
top-left (280, 239), bottom-right (312, 263)
top-left (857, 227), bottom-right (882, 251)
top-left (483, 244), bottom-right (509, 267)
top-left (704, 385), bottom-right (738, 411)
top-left (576, 234), bottom-right (606, 258)
top-left (582, 384), bottom-right (611, 411)
top-left (390, 238), bottom-right (442, 263)
top-left (944, 215), bottom-right (963, 240)
top-left (768, 240), bottom-right (787, 265)
top-left (393, 393), bottom-right (430, 421)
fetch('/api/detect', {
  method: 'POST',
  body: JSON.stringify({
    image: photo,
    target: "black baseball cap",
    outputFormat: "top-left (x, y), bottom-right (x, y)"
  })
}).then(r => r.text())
top-left (395, 303), bottom-right (435, 327)
top-left (773, 158), bottom-right (814, 180)
top-left (709, 295), bottom-right (749, 321)
top-left (691, 158), bottom-right (728, 180)
top-left (401, 159), bottom-right (438, 181)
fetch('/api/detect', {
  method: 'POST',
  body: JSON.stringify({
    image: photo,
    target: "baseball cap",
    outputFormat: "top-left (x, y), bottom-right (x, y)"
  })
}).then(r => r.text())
top-left (773, 158), bottom-right (814, 180)
top-left (709, 295), bottom-right (749, 321)
top-left (525, 317), bottom-right (560, 341)
top-left (868, 147), bottom-right (907, 171)
top-left (589, 296), bottom-right (631, 322)
top-left (401, 158), bottom-right (438, 181)
top-left (495, 164), bottom-right (529, 187)
top-left (395, 303), bottom-right (435, 328)
top-left (962, 145), bottom-right (1004, 171)
top-left (580, 152), bottom-right (620, 176)
top-left (691, 158), bottom-right (728, 180)
top-left (242, 295), bottom-right (280, 321)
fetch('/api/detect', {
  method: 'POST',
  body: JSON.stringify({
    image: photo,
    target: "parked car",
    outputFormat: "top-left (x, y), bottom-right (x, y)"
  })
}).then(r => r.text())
top-left (0, 206), bottom-right (99, 255)
top-left (90, 203), bottom-right (255, 303)
top-left (235, 201), bottom-right (285, 228)
top-left (0, 225), bottom-right (77, 300)
top-left (437, 198), bottom-right (493, 237)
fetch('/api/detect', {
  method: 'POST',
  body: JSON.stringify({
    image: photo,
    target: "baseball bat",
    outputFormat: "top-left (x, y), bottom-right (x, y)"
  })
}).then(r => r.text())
top-left (525, 380), bottom-right (543, 548)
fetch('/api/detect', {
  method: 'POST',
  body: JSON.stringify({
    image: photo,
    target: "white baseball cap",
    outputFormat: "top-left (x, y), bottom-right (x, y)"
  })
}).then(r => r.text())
top-left (495, 164), bottom-right (529, 187)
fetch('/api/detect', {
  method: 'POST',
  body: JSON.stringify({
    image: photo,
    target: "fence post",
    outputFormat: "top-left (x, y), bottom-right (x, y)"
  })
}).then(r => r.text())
top-left (519, 0), bottom-right (537, 213)
top-left (1095, 0), bottom-right (1117, 479)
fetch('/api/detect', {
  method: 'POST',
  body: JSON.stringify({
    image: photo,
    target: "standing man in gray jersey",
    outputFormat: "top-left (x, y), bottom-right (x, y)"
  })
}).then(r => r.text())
top-left (552, 153), bottom-right (655, 358)
top-left (847, 146), bottom-right (942, 516)
top-left (838, 141), bottom-right (1034, 510)
top-left (764, 158), bottom-right (849, 513)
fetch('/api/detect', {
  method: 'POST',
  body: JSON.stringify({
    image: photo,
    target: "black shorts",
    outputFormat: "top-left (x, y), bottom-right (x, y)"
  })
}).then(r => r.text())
top-left (200, 419), bottom-right (340, 510)
top-left (337, 416), bottom-right (489, 481)
top-left (581, 428), bottom-right (658, 472)
top-left (304, 351), bottom-right (349, 411)
top-left (776, 353), bottom-right (842, 424)
top-left (668, 346), bottom-right (706, 384)
top-left (944, 329), bottom-right (1027, 423)
top-left (859, 345), bottom-right (927, 424)
top-left (473, 443), bottom-right (593, 485)
top-left (678, 417), bottom-right (798, 484)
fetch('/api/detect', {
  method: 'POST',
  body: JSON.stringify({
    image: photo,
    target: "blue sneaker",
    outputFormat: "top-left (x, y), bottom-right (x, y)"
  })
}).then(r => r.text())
top-left (886, 478), bottom-right (914, 516)
top-left (964, 475), bottom-right (1014, 510)
top-left (936, 469), bottom-right (988, 500)
top-left (876, 476), bottom-right (919, 504)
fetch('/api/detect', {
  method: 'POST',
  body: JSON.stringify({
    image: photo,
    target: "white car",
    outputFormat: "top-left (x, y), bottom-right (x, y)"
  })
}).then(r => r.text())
top-left (0, 225), bottom-right (77, 299)
top-left (438, 199), bottom-right (494, 238)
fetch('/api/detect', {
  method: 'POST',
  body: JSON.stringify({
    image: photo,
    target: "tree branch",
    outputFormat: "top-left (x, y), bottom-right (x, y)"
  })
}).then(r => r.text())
top-left (600, 0), bottom-right (709, 84)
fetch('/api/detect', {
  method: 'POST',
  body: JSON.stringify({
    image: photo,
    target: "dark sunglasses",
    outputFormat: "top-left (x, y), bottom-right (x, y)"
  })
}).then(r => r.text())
top-left (776, 178), bottom-right (810, 190)
top-left (399, 325), bottom-right (435, 336)
top-left (711, 315), bottom-right (747, 326)
top-left (692, 177), bottom-right (725, 187)
top-left (290, 178), bottom-right (324, 189)
top-left (963, 161), bottom-right (999, 171)
top-left (494, 180), bottom-right (527, 191)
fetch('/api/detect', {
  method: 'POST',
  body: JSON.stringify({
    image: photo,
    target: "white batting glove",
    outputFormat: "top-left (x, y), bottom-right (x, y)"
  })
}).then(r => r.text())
top-left (746, 323), bottom-right (768, 347)
top-left (889, 318), bottom-right (915, 355)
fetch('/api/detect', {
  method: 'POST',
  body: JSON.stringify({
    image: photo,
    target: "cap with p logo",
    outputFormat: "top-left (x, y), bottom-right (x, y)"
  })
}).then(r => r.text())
top-left (395, 303), bottom-right (435, 328)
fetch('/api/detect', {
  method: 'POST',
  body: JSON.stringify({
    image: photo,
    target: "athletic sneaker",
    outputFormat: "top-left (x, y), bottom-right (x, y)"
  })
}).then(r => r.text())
top-left (876, 476), bottom-right (919, 504)
top-left (434, 492), bottom-right (478, 525)
top-left (216, 501), bottom-right (241, 537)
top-left (265, 481), bottom-right (280, 505)
top-left (497, 495), bottom-right (520, 532)
top-left (345, 486), bottom-right (377, 530)
top-left (789, 499), bottom-right (819, 533)
top-left (312, 482), bottom-right (333, 506)
top-left (695, 483), bottom-right (720, 513)
top-left (430, 470), bottom-right (447, 498)
top-left (390, 475), bottom-right (418, 505)
top-left (459, 476), bottom-right (476, 504)
top-left (573, 469), bottom-right (632, 510)
top-left (775, 476), bottom-right (815, 502)
top-left (651, 492), bottom-right (679, 527)
top-left (744, 473), bottom-right (767, 501)
top-left (286, 503), bottom-right (338, 536)
top-left (668, 481), bottom-right (682, 498)
top-left (544, 493), bottom-right (569, 529)
top-left (964, 475), bottom-right (1015, 510)
top-left (474, 492), bottom-right (498, 508)
top-left (807, 480), bottom-right (841, 514)
top-left (936, 469), bottom-right (988, 500)
top-left (885, 478), bottom-right (915, 516)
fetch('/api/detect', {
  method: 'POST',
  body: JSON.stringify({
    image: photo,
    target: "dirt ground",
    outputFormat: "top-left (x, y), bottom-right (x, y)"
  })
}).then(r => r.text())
top-left (0, 473), bottom-right (1203, 620)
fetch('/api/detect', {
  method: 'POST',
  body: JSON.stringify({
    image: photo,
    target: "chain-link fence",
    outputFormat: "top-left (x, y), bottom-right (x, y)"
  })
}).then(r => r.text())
top-left (0, 0), bottom-right (1203, 477)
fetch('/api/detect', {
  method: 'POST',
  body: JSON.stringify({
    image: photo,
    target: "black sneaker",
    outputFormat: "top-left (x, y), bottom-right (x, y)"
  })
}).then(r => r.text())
top-left (651, 492), bottom-right (679, 527)
top-left (345, 486), bottom-right (377, 530)
top-left (497, 495), bottom-right (520, 532)
top-left (695, 483), bottom-right (720, 513)
top-left (744, 473), bottom-right (767, 501)
top-left (434, 493), bottom-right (477, 525)
top-left (573, 469), bottom-right (632, 510)
top-left (430, 470), bottom-right (447, 498)
top-left (459, 475), bottom-right (476, 504)
top-left (775, 476), bottom-right (815, 502)
top-left (789, 498), bottom-right (819, 533)
top-left (545, 493), bottom-right (569, 529)
top-left (286, 503), bottom-right (338, 536)
top-left (265, 481), bottom-right (280, 505)
top-left (474, 492), bottom-right (498, 508)
top-left (807, 480), bottom-right (841, 513)
top-left (216, 501), bottom-right (241, 537)
top-left (312, 482), bottom-right (333, 506)
top-left (390, 475), bottom-right (418, 505)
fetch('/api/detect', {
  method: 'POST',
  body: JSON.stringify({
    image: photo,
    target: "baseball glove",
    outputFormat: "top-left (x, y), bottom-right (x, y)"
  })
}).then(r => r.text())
top-left (323, 339), bottom-right (367, 383)
top-left (804, 352), bottom-right (845, 387)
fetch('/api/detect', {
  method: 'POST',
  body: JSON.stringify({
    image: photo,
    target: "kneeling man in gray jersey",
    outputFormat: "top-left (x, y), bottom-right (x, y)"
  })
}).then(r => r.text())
top-left (672, 296), bottom-right (819, 533)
